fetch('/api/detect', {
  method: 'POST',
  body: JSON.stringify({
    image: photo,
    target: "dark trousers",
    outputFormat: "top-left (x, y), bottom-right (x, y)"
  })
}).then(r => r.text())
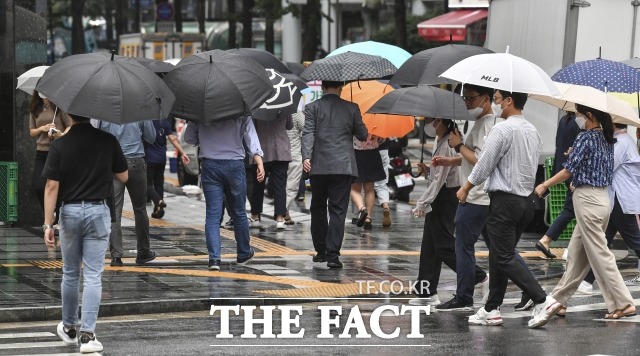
top-left (546, 188), bottom-right (575, 240)
top-left (417, 187), bottom-right (479, 296)
top-left (250, 161), bottom-right (289, 217)
top-left (146, 162), bottom-right (165, 205)
top-left (584, 194), bottom-right (640, 284)
top-left (454, 202), bottom-right (489, 304)
top-left (309, 174), bottom-right (352, 262)
top-left (484, 192), bottom-right (547, 311)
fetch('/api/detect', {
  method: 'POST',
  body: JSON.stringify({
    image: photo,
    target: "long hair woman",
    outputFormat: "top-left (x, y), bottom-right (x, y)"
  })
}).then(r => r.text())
top-left (535, 104), bottom-right (635, 319)
top-left (29, 90), bottom-right (71, 215)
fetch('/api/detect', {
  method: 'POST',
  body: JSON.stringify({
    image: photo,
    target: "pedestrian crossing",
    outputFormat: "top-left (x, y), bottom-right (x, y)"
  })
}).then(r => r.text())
top-left (0, 331), bottom-right (99, 356)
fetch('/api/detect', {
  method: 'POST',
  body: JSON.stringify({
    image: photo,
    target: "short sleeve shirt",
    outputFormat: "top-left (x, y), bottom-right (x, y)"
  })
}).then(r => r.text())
top-left (563, 129), bottom-right (613, 187)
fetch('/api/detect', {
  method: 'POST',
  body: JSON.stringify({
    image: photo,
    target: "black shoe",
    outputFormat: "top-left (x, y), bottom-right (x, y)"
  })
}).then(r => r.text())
top-left (296, 195), bottom-right (305, 201)
top-left (535, 241), bottom-right (556, 259)
top-left (356, 208), bottom-right (368, 227)
top-left (208, 260), bottom-right (221, 271)
top-left (135, 250), bottom-right (157, 265)
top-left (363, 219), bottom-right (372, 230)
top-left (435, 297), bottom-right (474, 312)
top-left (327, 260), bottom-right (343, 269)
top-left (151, 204), bottom-right (165, 219)
top-left (351, 217), bottom-right (358, 225)
top-left (110, 257), bottom-right (123, 267)
top-left (514, 294), bottom-right (534, 311)
top-left (224, 219), bottom-right (234, 228)
top-left (312, 253), bottom-right (326, 262)
top-left (237, 249), bottom-right (255, 265)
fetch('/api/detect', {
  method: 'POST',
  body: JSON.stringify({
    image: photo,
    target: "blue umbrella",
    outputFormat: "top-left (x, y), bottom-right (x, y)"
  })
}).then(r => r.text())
top-left (327, 41), bottom-right (411, 69)
top-left (551, 58), bottom-right (640, 94)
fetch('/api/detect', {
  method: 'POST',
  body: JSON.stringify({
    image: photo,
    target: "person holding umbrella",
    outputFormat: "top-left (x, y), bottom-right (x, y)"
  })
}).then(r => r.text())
top-left (535, 107), bottom-right (635, 319)
top-left (457, 91), bottom-right (561, 328)
top-left (42, 113), bottom-right (128, 353)
top-left (29, 91), bottom-right (71, 218)
top-left (408, 117), bottom-right (460, 306)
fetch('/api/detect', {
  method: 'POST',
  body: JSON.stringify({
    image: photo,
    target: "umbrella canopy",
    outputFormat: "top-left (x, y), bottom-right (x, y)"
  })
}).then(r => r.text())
top-left (390, 44), bottom-right (493, 86)
top-left (529, 82), bottom-right (640, 127)
top-left (327, 41), bottom-right (412, 69)
top-left (163, 50), bottom-right (275, 123)
top-left (252, 69), bottom-right (303, 121)
top-left (300, 52), bottom-right (397, 82)
top-left (35, 52), bottom-right (175, 124)
top-left (340, 81), bottom-right (414, 138)
top-left (551, 58), bottom-right (640, 94)
top-left (368, 85), bottom-right (473, 121)
top-left (135, 57), bottom-right (175, 74)
top-left (285, 61), bottom-right (306, 77)
top-left (440, 51), bottom-right (561, 97)
top-left (16, 65), bottom-right (49, 94)
top-left (226, 48), bottom-right (292, 74)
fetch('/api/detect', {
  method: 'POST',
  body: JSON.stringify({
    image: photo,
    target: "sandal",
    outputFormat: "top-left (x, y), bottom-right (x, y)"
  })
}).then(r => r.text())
top-left (605, 304), bottom-right (636, 319)
top-left (356, 207), bottom-right (368, 227)
top-left (363, 217), bottom-right (372, 230)
top-left (284, 210), bottom-right (295, 225)
top-left (557, 306), bottom-right (566, 317)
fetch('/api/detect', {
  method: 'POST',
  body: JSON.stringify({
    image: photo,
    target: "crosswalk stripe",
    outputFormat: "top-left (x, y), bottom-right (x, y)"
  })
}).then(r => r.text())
top-left (0, 332), bottom-right (55, 338)
top-left (0, 341), bottom-right (67, 349)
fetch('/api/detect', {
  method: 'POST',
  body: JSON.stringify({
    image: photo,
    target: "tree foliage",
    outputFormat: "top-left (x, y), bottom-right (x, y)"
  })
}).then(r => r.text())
top-left (372, 11), bottom-right (445, 55)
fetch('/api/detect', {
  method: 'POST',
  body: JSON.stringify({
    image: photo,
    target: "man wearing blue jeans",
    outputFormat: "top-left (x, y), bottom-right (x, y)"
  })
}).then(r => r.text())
top-left (185, 116), bottom-right (264, 270)
top-left (43, 114), bottom-right (128, 353)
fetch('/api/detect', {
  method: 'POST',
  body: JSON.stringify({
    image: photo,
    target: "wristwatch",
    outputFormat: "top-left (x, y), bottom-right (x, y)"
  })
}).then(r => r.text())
top-left (454, 143), bottom-right (464, 153)
top-left (42, 224), bottom-right (54, 232)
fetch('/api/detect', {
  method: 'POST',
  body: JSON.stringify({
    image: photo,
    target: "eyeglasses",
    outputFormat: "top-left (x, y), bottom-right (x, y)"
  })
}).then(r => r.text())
top-left (462, 95), bottom-right (481, 102)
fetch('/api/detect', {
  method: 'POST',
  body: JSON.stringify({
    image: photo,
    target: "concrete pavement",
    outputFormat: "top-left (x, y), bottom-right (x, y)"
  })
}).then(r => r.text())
top-left (0, 166), bottom-right (636, 323)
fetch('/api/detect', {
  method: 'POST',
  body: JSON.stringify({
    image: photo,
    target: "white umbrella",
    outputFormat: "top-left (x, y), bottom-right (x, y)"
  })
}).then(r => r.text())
top-left (164, 58), bottom-right (182, 66)
top-left (439, 50), bottom-right (560, 97)
top-left (530, 82), bottom-right (640, 127)
top-left (16, 65), bottom-right (49, 94)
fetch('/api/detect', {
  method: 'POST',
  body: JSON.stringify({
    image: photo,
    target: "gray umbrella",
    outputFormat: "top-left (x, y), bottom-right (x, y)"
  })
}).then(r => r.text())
top-left (134, 57), bottom-right (175, 74)
top-left (368, 85), bottom-right (472, 120)
top-left (163, 50), bottom-right (275, 123)
top-left (621, 57), bottom-right (640, 69)
top-left (389, 44), bottom-right (493, 86)
top-left (36, 52), bottom-right (175, 124)
top-left (300, 51), bottom-right (397, 82)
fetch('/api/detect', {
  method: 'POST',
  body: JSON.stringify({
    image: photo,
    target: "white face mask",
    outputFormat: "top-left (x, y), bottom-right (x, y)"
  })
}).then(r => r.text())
top-left (575, 116), bottom-right (586, 129)
top-left (424, 121), bottom-right (437, 138)
top-left (491, 103), bottom-right (502, 118)
top-left (467, 98), bottom-right (486, 118)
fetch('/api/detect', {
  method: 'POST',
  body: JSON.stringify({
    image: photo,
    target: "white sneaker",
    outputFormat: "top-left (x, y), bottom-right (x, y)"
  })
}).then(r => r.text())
top-left (625, 274), bottom-right (640, 286)
top-left (468, 307), bottom-right (503, 326)
top-left (79, 333), bottom-right (103, 353)
top-left (56, 322), bottom-right (77, 346)
top-left (276, 220), bottom-right (285, 230)
top-left (576, 280), bottom-right (593, 294)
top-left (408, 295), bottom-right (440, 306)
top-left (528, 296), bottom-right (562, 329)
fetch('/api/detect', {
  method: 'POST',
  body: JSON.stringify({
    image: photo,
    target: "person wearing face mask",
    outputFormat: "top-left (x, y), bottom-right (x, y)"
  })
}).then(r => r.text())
top-left (458, 90), bottom-right (561, 328)
top-left (535, 112), bottom-right (582, 262)
top-left (432, 85), bottom-right (527, 312)
top-left (535, 105), bottom-right (635, 320)
top-left (408, 118), bottom-right (461, 306)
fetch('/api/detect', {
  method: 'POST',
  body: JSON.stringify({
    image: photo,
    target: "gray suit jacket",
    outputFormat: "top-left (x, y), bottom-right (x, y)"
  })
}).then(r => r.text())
top-left (302, 93), bottom-right (368, 177)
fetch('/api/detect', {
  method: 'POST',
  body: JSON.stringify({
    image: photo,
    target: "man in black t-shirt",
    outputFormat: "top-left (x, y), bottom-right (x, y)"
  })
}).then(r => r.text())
top-left (42, 114), bottom-right (128, 354)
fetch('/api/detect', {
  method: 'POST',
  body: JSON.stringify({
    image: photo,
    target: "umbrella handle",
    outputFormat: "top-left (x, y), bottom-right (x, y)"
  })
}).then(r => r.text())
top-left (410, 168), bottom-right (423, 178)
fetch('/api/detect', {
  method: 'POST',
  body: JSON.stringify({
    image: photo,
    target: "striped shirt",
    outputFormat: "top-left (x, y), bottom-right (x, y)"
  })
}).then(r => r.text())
top-left (468, 115), bottom-right (542, 197)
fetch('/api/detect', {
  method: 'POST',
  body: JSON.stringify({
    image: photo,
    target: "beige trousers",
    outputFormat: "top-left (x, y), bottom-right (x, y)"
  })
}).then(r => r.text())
top-left (552, 185), bottom-right (634, 313)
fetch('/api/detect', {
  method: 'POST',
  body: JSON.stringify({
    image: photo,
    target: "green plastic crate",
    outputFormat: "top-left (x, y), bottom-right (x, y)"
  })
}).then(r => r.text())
top-left (544, 157), bottom-right (575, 240)
top-left (0, 162), bottom-right (18, 223)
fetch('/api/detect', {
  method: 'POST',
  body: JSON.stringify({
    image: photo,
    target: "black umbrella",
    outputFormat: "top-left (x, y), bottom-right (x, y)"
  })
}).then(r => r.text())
top-left (368, 85), bottom-right (472, 175)
top-left (285, 61), bottom-right (306, 77)
top-left (300, 51), bottom-right (397, 82)
top-left (226, 48), bottom-right (293, 74)
top-left (134, 57), bottom-right (175, 74)
top-left (36, 52), bottom-right (175, 124)
top-left (252, 69), bottom-right (304, 121)
top-left (163, 50), bottom-right (275, 123)
top-left (389, 44), bottom-right (493, 86)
